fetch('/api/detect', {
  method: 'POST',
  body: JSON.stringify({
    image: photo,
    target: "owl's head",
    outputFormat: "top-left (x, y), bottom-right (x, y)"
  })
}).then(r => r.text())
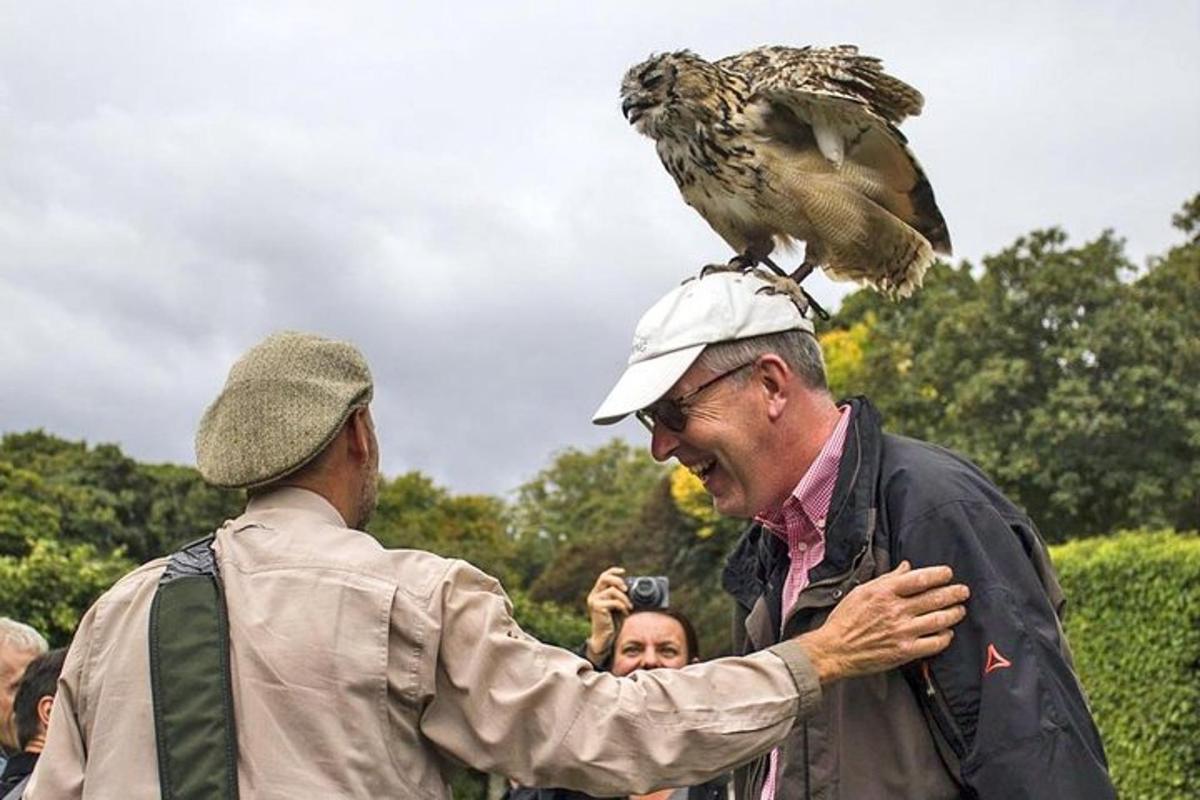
top-left (621, 50), bottom-right (719, 139)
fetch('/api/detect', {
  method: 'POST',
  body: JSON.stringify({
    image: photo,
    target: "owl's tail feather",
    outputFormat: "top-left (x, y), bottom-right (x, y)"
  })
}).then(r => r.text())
top-left (907, 167), bottom-right (952, 256)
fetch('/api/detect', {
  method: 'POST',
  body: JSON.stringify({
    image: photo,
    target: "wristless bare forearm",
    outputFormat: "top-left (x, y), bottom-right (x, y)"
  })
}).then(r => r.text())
top-left (794, 629), bottom-right (847, 686)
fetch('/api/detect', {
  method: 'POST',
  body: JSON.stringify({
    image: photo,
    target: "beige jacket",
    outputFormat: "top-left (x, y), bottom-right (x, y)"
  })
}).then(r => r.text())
top-left (29, 488), bottom-right (820, 799)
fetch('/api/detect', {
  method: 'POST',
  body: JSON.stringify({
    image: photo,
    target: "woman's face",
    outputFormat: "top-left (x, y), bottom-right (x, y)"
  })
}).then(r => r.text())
top-left (611, 612), bottom-right (692, 676)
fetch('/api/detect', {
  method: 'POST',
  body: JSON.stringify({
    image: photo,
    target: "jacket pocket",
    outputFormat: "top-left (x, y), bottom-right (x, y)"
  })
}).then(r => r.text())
top-left (918, 661), bottom-right (968, 777)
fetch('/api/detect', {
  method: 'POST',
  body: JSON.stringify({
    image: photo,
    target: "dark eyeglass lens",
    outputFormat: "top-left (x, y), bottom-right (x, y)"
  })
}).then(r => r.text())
top-left (643, 400), bottom-right (686, 433)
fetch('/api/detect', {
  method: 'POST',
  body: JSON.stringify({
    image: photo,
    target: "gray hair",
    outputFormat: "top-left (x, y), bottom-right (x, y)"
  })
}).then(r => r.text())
top-left (696, 329), bottom-right (828, 392)
top-left (0, 618), bottom-right (49, 655)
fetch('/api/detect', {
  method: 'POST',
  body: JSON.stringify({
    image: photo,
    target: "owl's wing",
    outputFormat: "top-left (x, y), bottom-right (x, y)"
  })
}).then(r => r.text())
top-left (721, 45), bottom-right (951, 257)
top-left (718, 45), bottom-right (923, 125)
top-left (720, 45), bottom-right (924, 168)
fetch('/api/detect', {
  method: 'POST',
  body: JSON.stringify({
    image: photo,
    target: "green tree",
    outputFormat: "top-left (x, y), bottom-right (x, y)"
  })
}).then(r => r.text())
top-left (527, 464), bottom-right (744, 659)
top-left (0, 431), bottom-right (241, 561)
top-left (371, 471), bottom-right (518, 584)
top-left (0, 536), bottom-right (134, 647)
top-left (511, 439), bottom-right (666, 588)
top-left (826, 196), bottom-right (1200, 540)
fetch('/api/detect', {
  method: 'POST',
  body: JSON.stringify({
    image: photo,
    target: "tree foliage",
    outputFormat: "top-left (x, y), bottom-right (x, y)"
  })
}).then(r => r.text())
top-left (372, 470), bottom-right (518, 584)
top-left (0, 431), bottom-right (242, 561)
top-left (0, 537), bottom-right (133, 647)
top-left (524, 464), bottom-right (743, 658)
top-left (511, 439), bottom-right (667, 592)
top-left (825, 196), bottom-right (1199, 540)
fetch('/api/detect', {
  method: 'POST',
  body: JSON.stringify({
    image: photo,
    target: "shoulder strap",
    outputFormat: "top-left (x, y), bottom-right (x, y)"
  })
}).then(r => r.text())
top-left (149, 534), bottom-right (240, 800)
top-left (0, 775), bottom-right (31, 800)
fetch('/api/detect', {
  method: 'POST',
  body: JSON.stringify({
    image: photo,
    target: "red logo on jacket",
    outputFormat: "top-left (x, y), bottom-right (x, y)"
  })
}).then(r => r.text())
top-left (984, 643), bottom-right (1013, 675)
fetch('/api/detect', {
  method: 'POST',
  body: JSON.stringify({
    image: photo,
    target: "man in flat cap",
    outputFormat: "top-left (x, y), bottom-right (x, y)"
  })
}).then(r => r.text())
top-left (592, 269), bottom-right (1115, 800)
top-left (31, 330), bottom-right (968, 799)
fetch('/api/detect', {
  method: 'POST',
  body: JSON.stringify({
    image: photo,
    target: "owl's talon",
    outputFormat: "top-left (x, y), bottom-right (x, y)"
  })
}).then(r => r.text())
top-left (700, 262), bottom-right (742, 278)
top-left (728, 253), bottom-right (759, 271)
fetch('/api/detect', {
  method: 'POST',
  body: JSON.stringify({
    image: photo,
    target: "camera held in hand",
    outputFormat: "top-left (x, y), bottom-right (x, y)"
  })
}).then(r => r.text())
top-left (625, 575), bottom-right (670, 609)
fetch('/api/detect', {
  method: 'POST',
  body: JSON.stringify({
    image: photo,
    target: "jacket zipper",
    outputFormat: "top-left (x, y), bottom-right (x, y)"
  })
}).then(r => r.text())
top-left (777, 542), bottom-right (869, 800)
top-left (921, 661), bottom-right (969, 760)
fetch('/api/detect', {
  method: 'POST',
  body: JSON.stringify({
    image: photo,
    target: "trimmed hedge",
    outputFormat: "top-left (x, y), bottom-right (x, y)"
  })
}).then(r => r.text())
top-left (1051, 530), bottom-right (1200, 799)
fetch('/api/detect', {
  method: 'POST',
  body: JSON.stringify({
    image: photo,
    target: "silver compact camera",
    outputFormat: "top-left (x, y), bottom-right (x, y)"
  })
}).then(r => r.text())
top-left (625, 575), bottom-right (669, 609)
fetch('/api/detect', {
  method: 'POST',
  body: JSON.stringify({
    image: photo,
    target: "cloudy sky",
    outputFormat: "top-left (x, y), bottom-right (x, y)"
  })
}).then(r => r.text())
top-left (2, 1), bottom-right (1197, 497)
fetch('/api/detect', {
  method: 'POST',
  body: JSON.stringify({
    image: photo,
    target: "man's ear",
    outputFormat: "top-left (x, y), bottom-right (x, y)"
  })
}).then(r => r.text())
top-left (755, 354), bottom-right (792, 421)
top-left (37, 694), bottom-right (53, 729)
top-left (347, 407), bottom-right (373, 465)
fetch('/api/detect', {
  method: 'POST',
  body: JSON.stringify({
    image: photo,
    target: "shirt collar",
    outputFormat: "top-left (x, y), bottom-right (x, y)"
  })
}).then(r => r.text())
top-left (244, 486), bottom-right (348, 528)
top-left (758, 404), bottom-right (852, 537)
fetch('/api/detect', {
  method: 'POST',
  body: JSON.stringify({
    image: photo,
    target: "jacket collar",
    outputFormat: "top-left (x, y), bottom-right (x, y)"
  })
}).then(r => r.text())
top-left (722, 396), bottom-right (886, 607)
top-left (808, 396), bottom-right (883, 583)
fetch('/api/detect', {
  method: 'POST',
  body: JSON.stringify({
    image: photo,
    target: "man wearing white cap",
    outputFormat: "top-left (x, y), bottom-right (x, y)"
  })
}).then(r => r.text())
top-left (594, 269), bottom-right (1115, 800)
top-left (30, 330), bottom-right (968, 800)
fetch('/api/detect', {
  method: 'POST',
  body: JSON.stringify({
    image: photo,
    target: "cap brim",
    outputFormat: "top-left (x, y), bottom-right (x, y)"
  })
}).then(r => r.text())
top-left (592, 343), bottom-right (706, 425)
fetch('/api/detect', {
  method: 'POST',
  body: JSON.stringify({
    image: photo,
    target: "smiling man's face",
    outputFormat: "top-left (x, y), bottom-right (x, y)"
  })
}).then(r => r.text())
top-left (646, 360), bottom-right (780, 519)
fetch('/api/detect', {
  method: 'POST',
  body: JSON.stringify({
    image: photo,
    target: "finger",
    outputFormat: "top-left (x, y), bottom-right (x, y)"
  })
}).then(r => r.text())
top-left (907, 605), bottom-right (967, 638)
top-left (888, 565), bottom-right (955, 597)
top-left (904, 583), bottom-right (970, 616)
top-left (594, 606), bottom-right (628, 622)
top-left (592, 566), bottom-right (624, 585)
top-left (601, 590), bottom-right (633, 612)
top-left (601, 575), bottom-right (630, 594)
top-left (599, 586), bottom-right (631, 603)
top-left (906, 630), bottom-right (955, 661)
top-left (595, 596), bottom-right (632, 613)
top-left (592, 566), bottom-right (625, 591)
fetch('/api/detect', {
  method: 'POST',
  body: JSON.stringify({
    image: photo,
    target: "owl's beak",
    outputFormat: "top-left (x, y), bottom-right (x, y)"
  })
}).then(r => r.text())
top-left (622, 98), bottom-right (644, 123)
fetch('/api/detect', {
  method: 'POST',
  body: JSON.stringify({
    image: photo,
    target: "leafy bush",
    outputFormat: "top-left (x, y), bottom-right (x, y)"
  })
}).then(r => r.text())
top-left (1051, 530), bottom-right (1200, 798)
top-left (507, 587), bottom-right (589, 650)
top-left (0, 536), bottom-right (134, 647)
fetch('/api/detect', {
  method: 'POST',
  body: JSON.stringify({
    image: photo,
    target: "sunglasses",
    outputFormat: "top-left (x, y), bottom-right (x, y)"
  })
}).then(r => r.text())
top-left (636, 360), bottom-right (756, 434)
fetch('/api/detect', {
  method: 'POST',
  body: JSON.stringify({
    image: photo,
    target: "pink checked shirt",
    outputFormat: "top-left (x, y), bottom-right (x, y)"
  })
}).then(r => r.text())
top-left (757, 404), bottom-right (852, 800)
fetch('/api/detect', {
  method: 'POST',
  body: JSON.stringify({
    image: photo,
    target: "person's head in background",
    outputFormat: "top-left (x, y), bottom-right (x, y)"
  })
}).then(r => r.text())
top-left (13, 648), bottom-right (67, 754)
top-left (0, 619), bottom-right (48, 753)
top-left (610, 608), bottom-right (701, 677)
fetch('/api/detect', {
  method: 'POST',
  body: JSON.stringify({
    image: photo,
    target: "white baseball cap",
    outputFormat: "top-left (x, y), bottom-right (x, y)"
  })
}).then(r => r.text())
top-left (592, 270), bottom-right (815, 425)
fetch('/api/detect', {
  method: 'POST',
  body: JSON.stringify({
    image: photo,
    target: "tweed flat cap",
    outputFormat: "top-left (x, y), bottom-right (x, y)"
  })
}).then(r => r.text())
top-left (195, 331), bottom-right (373, 489)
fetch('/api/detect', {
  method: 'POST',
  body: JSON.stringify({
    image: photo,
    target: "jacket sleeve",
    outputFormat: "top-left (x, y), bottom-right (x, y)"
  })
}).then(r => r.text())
top-left (416, 560), bottom-right (821, 796)
top-left (894, 499), bottom-right (1116, 800)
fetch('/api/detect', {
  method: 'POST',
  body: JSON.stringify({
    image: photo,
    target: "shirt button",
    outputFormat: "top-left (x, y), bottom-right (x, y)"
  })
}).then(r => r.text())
top-left (816, 517), bottom-right (826, 529)
top-left (796, 543), bottom-right (808, 553)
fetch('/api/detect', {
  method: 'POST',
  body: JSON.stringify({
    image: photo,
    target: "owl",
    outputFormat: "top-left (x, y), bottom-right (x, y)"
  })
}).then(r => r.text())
top-left (621, 45), bottom-right (951, 298)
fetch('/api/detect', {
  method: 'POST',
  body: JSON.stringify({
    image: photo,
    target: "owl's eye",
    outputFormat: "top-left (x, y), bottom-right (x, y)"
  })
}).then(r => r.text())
top-left (642, 73), bottom-right (664, 90)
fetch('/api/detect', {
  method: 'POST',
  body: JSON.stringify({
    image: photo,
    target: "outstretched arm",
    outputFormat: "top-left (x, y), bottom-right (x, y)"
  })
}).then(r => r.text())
top-left (417, 559), bottom-right (966, 796)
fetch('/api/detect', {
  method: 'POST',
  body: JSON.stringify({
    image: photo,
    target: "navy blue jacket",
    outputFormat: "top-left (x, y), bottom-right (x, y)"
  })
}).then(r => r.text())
top-left (722, 397), bottom-right (1115, 799)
